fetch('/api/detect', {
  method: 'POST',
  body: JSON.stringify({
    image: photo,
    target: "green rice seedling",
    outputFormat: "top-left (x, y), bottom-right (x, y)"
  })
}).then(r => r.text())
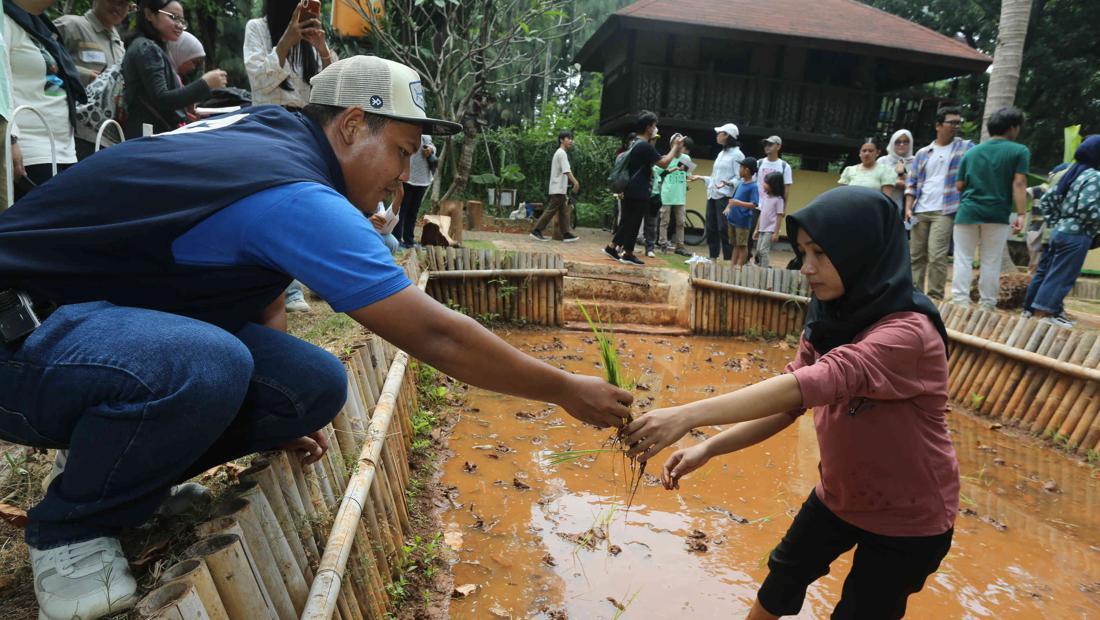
top-left (575, 302), bottom-right (646, 510)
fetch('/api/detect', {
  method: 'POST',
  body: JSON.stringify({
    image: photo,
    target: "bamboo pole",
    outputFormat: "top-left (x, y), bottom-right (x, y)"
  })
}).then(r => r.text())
top-left (301, 346), bottom-right (411, 620)
top-left (161, 559), bottom-right (230, 620)
top-left (234, 482), bottom-right (310, 613)
top-left (137, 581), bottom-right (210, 619)
top-left (1005, 321), bottom-right (1054, 422)
top-left (195, 514), bottom-right (290, 619)
top-left (986, 318), bottom-right (1039, 418)
top-left (243, 456), bottom-right (317, 574)
top-left (947, 328), bottom-right (1100, 382)
top-left (1046, 335), bottom-right (1100, 437)
top-left (1022, 327), bottom-right (1076, 428)
top-left (186, 534), bottom-right (275, 620)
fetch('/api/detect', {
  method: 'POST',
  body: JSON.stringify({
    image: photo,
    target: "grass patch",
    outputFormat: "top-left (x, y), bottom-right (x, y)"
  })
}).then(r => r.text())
top-left (461, 239), bottom-right (496, 252)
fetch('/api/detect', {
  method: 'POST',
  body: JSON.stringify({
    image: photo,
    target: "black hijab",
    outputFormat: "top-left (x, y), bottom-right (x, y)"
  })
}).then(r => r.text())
top-left (786, 186), bottom-right (948, 356)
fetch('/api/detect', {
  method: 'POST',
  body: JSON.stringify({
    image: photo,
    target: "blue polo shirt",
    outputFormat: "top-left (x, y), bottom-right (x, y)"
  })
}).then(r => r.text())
top-left (172, 182), bottom-right (411, 313)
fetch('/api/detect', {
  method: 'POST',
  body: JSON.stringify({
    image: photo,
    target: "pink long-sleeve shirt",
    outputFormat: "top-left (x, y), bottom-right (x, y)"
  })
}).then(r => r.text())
top-left (786, 311), bottom-right (959, 537)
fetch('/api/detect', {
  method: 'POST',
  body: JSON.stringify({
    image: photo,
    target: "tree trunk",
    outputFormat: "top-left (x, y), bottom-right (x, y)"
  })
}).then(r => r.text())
top-left (442, 121), bottom-right (479, 202)
top-left (981, 0), bottom-right (1032, 141)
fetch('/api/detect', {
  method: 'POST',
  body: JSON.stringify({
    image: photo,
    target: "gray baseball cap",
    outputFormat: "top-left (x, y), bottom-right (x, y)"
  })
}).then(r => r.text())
top-left (763, 135), bottom-right (783, 146)
top-left (309, 56), bottom-right (461, 136)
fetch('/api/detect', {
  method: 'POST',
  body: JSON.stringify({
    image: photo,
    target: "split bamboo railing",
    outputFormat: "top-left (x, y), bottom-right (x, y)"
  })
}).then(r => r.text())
top-left (939, 303), bottom-right (1100, 456)
top-left (689, 263), bottom-right (810, 338)
top-left (136, 259), bottom-right (425, 620)
top-left (421, 246), bottom-right (564, 326)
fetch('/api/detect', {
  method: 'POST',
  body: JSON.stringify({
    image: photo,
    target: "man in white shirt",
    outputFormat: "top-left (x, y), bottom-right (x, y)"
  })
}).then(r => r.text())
top-left (531, 130), bottom-right (580, 242)
top-left (905, 107), bottom-right (973, 299)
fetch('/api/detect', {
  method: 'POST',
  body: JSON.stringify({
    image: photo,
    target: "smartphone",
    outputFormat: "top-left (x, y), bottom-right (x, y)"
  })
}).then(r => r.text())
top-left (300, 0), bottom-right (320, 20)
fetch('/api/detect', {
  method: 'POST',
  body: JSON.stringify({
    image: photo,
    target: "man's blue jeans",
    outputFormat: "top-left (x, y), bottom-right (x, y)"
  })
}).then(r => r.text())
top-left (0, 302), bottom-right (347, 549)
top-left (1024, 230), bottom-right (1092, 316)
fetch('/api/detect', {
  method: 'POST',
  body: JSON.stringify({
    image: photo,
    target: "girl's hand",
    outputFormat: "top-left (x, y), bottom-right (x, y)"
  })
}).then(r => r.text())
top-left (661, 443), bottom-right (711, 490)
top-left (771, 232), bottom-right (779, 243)
top-left (752, 230), bottom-right (760, 240)
top-left (622, 406), bottom-right (691, 462)
top-left (687, 175), bottom-right (701, 182)
top-left (722, 207), bottom-right (731, 216)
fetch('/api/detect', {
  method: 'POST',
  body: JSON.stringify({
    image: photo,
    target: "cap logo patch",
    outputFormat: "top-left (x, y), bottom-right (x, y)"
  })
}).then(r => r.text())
top-left (409, 81), bottom-right (426, 112)
top-left (369, 95), bottom-right (384, 109)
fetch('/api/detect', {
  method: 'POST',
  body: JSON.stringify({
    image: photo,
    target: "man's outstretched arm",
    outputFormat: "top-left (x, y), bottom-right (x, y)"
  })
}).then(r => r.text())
top-left (349, 286), bottom-right (633, 428)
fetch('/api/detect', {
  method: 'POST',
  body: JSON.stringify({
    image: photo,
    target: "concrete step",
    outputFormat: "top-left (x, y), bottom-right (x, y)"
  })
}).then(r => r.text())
top-left (562, 298), bottom-right (680, 327)
top-left (563, 275), bottom-right (670, 305)
top-left (562, 321), bottom-right (691, 336)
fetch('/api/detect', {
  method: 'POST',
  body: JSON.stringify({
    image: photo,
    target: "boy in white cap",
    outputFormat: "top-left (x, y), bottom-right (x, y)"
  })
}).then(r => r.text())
top-left (0, 55), bottom-right (632, 620)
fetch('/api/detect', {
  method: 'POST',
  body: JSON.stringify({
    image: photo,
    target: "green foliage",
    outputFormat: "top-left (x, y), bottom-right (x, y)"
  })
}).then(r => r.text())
top-left (577, 301), bottom-right (621, 388)
top-left (864, 0), bottom-right (1100, 169)
top-left (451, 75), bottom-right (618, 217)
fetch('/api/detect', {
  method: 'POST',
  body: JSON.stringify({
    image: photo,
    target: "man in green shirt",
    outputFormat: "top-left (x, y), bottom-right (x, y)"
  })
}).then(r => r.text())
top-left (951, 107), bottom-right (1030, 309)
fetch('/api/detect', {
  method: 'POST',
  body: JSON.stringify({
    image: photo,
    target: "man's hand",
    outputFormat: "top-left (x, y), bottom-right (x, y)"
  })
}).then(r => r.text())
top-left (1012, 214), bottom-right (1024, 234)
top-left (752, 230), bottom-right (760, 240)
top-left (557, 374), bottom-right (633, 429)
top-left (772, 232), bottom-right (780, 243)
top-left (572, 181), bottom-right (580, 194)
top-left (904, 207), bottom-right (913, 221)
top-left (369, 212), bottom-right (387, 232)
top-left (280, 431), bottom-right (329, 465)
top-left (661, 443), bottom-right (711, 490)
top-left (621, 406), bottom-right (692, 462)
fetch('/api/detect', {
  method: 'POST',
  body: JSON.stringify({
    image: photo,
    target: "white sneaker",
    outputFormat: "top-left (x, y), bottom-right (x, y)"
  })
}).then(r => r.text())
top-left (30, 537), bottom-right (137, 620)
top-left (285, 297), bottom-right (311, 313)
top-left (1042, 314), bottom-right (1074, 329)
top-left (646, 250), bottom-right (656, 258)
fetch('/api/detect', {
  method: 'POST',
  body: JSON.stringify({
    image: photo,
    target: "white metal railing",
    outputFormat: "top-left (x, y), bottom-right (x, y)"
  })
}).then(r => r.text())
top-left (4, 105), bottom-right (57, 208)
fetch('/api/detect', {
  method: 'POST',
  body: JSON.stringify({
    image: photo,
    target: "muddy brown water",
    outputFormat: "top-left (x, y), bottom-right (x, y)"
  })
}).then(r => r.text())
top-left (440, 332), bottom-right (1100, 619)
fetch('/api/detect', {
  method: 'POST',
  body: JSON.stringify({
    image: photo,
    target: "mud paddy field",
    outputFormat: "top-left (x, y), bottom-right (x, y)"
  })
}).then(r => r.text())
top-left (438, 331), bottom-right (1100, 619)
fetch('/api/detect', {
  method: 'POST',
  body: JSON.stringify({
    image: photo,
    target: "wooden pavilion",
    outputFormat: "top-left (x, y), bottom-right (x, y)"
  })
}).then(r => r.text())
top-left (575, 0), bottom-right (991, 168)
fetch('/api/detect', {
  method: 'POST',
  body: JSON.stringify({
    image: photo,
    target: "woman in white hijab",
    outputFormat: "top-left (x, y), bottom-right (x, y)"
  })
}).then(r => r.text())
top-left (166, 31), bottom-right (206, 76)
top-left (878, 129), bottom-right (915, 224)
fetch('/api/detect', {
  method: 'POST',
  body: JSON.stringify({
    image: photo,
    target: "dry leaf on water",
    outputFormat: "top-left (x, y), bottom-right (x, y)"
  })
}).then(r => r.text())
top-left (452, 584), bottom-right (478, 598)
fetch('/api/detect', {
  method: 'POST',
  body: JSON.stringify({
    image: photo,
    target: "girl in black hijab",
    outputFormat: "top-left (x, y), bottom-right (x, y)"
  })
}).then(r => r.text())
top-left (623, 186), bottom-right (959, 619)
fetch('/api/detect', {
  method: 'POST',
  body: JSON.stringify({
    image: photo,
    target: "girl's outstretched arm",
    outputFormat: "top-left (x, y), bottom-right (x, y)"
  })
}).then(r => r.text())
top-left (660, 412), bottom-right (796, 489)
top-left (623, 374), bottom-right (804, 462)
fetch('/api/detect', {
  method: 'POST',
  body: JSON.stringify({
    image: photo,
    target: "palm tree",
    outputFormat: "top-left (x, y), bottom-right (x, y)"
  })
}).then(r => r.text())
top-left (981, 0), bottom-right (1033, 141)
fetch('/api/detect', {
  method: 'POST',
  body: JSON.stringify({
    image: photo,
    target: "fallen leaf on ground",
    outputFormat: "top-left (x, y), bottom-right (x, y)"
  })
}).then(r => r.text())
top-left (607, 597), bottom-right (626, 611)
top-left (513, 477), bottom-right (531, 491)
top-left (0, 503), bottom-right (28, 528)
top-left (607, 544), bottom-right (622, 556)
top-left (542, 553), bottom-right (556, 566)
top-left (132, 538), bottom-right (172, 567)
top-left (463, 461), bottom-right (477, 473)
top-left (444, 530), bottom-right (463, 551)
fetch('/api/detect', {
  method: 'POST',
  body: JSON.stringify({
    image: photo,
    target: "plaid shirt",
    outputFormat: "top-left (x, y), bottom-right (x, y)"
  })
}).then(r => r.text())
top-left (905, 137), bottom-right (974, 215)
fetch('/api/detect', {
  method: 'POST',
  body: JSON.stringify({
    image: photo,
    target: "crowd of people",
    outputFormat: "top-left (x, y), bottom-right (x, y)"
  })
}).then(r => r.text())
top-left (525, 102), bottom-right (1096, 328)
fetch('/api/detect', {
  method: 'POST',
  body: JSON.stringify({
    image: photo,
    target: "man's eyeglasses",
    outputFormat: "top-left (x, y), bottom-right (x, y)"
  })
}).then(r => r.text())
top-left (158, 9), bottom-right (188, 28)
top-left (942, 120), bottom-right (963, 126)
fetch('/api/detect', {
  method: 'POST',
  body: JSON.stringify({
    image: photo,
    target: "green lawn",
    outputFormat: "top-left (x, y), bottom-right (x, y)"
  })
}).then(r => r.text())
top-left (462, 239), bottom-right (497, 251)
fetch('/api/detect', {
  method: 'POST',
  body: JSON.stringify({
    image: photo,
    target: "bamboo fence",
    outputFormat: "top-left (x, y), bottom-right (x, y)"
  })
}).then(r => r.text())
top-left (688, 265), bottom-right (1100, 455)
top-left (688, 263), bottom-right (811, 338)
top-left (136, 259), bottom-right (426, 620)
top-left (421, 246), bottom-right (564, 326)
top-left (938, 302), bottom-right (1100, 456)
top-left (1070, 278), bottom-right (1100, 301)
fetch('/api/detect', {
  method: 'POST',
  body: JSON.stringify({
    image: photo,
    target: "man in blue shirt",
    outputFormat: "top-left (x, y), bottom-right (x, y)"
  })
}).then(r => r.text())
top-left (0, 56), bottom-right (631, 620)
